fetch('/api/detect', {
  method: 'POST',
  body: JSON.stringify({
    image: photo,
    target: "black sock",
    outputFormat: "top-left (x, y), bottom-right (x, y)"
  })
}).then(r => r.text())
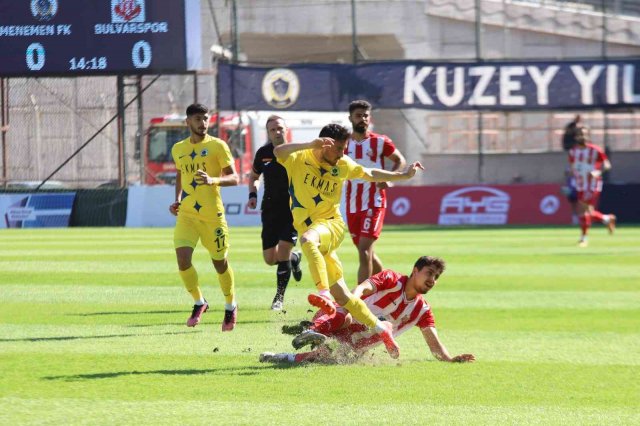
top-left (290, 252), bottom-right (300, 266)
top-left (276, 260), bottom-right (292, 294)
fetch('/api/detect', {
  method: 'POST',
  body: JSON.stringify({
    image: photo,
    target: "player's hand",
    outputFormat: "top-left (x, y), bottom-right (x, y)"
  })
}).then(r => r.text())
top-left (247, 197), bottom-right (257, 209)
top-left (451, 353), bottom-right (475, 363)
top-left (311, 137), bottom-right (335, 150)
top-left (194, 169), bottom-right (218, 186)
top-left (169, 202), bottom-right (180, 216)
top-left (376, 182), bottom-right (392, 189)
top-left (590, 169), bottom-right (602, 178)
top-left (403, 161), bottom-right (425, 179)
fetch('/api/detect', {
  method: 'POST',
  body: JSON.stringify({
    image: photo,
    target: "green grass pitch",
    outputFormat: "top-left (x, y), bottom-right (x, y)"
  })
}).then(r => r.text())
top-left (1, 225), bottom-right (639, 425)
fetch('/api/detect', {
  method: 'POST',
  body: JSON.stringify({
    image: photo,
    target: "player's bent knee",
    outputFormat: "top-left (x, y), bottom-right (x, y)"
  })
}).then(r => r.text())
top-left (358, 247), bottom-right (373, 259)
top-left (262, 250), bottom-right (277, 266)
top-left (301, 229), bottom-right (320, 245)
top-left (212, 258), bottom-right (228, 274)
top-left (175, 248), bottom-right (193, 271)
top-left (177, 260), bottom-right (192, 271)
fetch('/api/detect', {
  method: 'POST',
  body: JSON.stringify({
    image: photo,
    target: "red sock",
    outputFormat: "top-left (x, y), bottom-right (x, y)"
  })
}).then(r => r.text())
top-left (590, 210), bottom-right (604, 223)
top-left (294, 346), bottom-right (331, 363)
top-left (294, 351), bottom-right (317, 363)
top-left (579, 212), bottom-right (591, 236)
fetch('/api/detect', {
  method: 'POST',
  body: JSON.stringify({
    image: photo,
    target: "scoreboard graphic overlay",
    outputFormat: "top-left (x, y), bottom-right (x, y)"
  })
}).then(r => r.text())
top-left (0, 0), bottom-right (201, 76)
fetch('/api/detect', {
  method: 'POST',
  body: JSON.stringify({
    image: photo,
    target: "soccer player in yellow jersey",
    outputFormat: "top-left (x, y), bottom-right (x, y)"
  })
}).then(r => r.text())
top-left (168, 103), bottom-right (239, 332)
top-left (274, 123), bottom-right (424, 358)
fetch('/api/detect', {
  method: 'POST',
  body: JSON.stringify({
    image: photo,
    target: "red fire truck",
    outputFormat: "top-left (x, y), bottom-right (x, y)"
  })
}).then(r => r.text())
top-left (142, 113), bottom-right (253, 185)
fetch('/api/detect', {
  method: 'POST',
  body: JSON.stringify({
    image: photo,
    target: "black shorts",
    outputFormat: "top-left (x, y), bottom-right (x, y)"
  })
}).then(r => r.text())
top-left (261, 207), bottom-right (298, 250)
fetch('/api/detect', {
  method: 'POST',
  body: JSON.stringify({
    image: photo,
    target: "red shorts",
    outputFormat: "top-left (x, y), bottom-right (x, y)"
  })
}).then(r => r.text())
top-left (577, 190), bottom-right (600, 207)
top-left (346, 207), bottom-right (386, 245)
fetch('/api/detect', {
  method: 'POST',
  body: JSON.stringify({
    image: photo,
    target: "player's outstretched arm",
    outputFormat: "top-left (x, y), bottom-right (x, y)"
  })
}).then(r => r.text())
top-left (421, 326), bottom-right (475, 363)
top-left (273, 138), bottom-right (332, 161)
top-left (376, 149), bottom-right (407, 190)
top-left (363, 161), bottom-right (424, 183)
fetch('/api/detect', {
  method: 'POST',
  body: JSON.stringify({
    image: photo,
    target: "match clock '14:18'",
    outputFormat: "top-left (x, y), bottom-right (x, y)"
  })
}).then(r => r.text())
top-left (25, 41), bottom-right (153, 71)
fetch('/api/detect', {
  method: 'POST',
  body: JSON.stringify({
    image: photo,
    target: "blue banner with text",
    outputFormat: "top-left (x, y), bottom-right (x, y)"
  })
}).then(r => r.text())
top-left (217, 60), bottom-right (640, 111)
top-left (0, 193), bottom-right (75, 228)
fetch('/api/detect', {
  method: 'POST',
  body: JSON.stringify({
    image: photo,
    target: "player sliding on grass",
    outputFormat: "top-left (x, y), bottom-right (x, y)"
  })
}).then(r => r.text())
top-left (260, 256), bottom-right (475, 364)
top-left (273, 123), bottom-right (424, 359)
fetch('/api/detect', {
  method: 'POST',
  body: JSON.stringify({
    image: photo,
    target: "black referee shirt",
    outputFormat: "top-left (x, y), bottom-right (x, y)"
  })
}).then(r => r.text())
top-left (252, 142), bottom-right (291, 210)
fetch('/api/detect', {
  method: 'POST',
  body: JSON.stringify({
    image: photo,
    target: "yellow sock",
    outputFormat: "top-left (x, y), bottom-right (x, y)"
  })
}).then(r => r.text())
top-left (302, 240), bottom-right (329, 291)
top-left (343, 296), bottom-right (377, 328)
top-left (218, 265), bottom-right (235, 305)
top-left (179, 266), bottom-right (203, 302)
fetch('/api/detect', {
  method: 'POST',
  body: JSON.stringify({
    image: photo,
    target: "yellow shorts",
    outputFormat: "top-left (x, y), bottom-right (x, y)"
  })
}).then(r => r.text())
top-left (310, 218), bottom-right (346, 254)
top-left (310, 218), bottom-right (345, 287)
top-left (173, 214), bottom-right (230, 261)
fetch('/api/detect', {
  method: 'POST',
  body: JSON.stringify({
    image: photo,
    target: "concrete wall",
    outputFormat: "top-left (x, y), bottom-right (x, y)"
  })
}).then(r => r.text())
top-left (207, 0), bottom-right (640, 62)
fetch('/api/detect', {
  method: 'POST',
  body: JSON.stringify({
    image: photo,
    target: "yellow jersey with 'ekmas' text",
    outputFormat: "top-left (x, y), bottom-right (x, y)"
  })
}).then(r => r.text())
top-left (171, 135), bottom-right (233, 222)
top-left (279, 149), bottom-right (365, 232)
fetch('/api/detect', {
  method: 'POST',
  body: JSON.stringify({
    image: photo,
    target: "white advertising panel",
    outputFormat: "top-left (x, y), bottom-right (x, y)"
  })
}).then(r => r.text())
top-left (126, 185), bottom-right (262, 227)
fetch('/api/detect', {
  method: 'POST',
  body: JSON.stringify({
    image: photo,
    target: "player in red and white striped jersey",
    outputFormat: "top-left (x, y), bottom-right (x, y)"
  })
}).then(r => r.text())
top-left (568, 125), bottom-right (616, 247)
top-left (345, 100), bottom-right (407, 283)
top-left (260, 256), bottom-right (475, 364)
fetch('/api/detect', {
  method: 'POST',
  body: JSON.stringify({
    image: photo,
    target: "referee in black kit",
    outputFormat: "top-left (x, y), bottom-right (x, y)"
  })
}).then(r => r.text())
top-left (248, 115), bottom-right (303, 310)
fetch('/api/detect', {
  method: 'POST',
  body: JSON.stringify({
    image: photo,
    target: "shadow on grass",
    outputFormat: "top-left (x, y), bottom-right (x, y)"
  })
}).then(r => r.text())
top-left (0, 330), bottom-right (198, 343)
top-left (42, 364), bottom-right (301, 381)
top-left (69, 310), bottom-right (184, 316)
top-left (126, 323), bottom-right (193, 328)
top-left (126, 319), bottom-right (274, 328)
top-left (68, 306), bottom-right (275, 318)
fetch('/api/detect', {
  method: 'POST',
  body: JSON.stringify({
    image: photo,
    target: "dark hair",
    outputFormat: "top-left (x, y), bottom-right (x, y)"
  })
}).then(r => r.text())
top-left (265, 115), bottom-right (284, 130)
top-left (186, 103), bottom-right (209, 116)
top-left (413, 256), bottom-right (446, 277)
top-left (574, 124), bottom-right (589, 141)
top-left (349, 100), bottom-right (372, 114)
top-left (561, 115), bottom-right (582, 151)
top-left (319, 123), bottom-right (350, 141)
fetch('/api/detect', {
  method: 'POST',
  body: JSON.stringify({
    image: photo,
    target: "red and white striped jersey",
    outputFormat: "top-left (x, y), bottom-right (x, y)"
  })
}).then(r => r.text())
top-left (568, 142), bottom-right (608, 193)
top-left (345, 269), bottom-right (435, 350)
top-left (344, 132), bottom-right (396, 213)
